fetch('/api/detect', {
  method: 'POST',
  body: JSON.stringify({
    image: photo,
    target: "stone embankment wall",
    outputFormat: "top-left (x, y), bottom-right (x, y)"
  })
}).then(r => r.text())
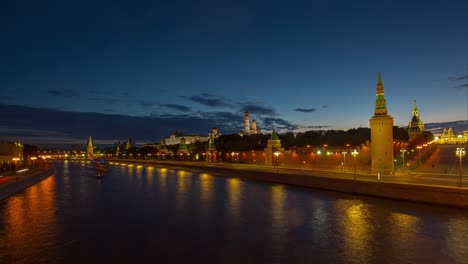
top-left (0, 169), bottom-right (55, 201)
top-left (111, 159), bottom-right (468, 208)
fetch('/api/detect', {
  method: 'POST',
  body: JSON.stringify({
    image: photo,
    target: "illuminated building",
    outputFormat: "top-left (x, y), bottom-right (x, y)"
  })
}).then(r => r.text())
top-left (407, 100), bottom-right (425, 142)
top-left (177, 137), bottom-right (190, 155)
top-left (244, 111), bottom-right (250, 135)
top-left (437, 128), bottom-right (468, 144)
top-left (86, 136), bottom-right (94, 158)
top-left (369, 72), bottom-right (394, 174)
top-left (241, 111), bottom-right (261, 136)
top-left (0, 140), bottom-right (24, 163)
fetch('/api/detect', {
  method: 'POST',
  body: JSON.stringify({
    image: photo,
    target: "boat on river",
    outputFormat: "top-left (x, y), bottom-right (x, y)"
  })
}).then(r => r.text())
top-left (92, 159), bottom-right (109, 174)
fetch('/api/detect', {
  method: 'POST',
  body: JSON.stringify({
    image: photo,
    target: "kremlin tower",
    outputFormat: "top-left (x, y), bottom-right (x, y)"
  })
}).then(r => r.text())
top-left (264, 129), bottom-right (284, 166)
top-left (86, 136), bottom-right (94, 159)
top-left (407, 100), bottom-right (425, 143)
top-left (369, 72), bottom-right (394, 174)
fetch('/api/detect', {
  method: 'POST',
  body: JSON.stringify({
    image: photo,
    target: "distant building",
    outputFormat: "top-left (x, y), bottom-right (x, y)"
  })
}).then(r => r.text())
top-left (0, 140), bottom-right (24, 163)
top-left (164, 134), bottom-right (209, 145)
top-left (369, 72), bottom-right (394, 174)
top-left (407, 100), bottom-right (425, 142)
top-left (177, 137), bottom-right (190, 155)
top-left (242, 111), bottom-right (262, 136)
top-left (437, 128), bottom-right (468, 144)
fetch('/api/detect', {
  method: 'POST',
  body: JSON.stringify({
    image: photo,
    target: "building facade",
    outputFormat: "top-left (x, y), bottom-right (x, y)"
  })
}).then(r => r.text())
top-left (0, 140), bottom-right (24, 163)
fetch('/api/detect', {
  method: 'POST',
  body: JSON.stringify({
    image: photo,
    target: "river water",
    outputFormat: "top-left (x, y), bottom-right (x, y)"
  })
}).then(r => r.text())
top-left (0, 160), bottom-right (467, 263)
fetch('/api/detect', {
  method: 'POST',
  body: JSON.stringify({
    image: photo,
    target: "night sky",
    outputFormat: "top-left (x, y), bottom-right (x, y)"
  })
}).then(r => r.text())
top-left (1, 0), bottom-right (467, 146)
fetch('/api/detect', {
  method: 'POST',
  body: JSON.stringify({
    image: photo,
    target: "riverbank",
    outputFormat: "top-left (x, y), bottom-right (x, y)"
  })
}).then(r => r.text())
top-left (106, 159), bottom-right (468, 208)
top-left (0, 167), bottom-right (55, 201)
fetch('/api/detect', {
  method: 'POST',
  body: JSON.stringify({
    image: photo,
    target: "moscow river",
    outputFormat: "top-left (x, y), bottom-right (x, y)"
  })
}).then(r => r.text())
top-left (1, 160), bottom-right (468, 263)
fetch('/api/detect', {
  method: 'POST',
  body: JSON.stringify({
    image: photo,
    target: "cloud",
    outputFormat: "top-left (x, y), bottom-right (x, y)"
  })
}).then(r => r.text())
top-left (47, 88), bottom-right (120, 105)
top-left (461, 83), bottom-right (468, 88)
top-left (0, 104), bottom-right (223, 146)
top-left (449, 74), bottom-right (468, 81)
top-left (139, 100), bottom-right (158, 107)
top-left (181, 95), bottom-right (232, 108)
top-left (295, 108), bottom-right (317, 113)
top-left (239, 103), bottom-right (276, 116)
top-left (303, 125), bottom-right (331, 129)
top-left (161, 104), bottom-right (191, 112)
top-left (322, 105), bottom-right (328, 108)
top-left (261, 117), bottom-right (299, 131)
top-left (47, 89), bottom-right (77, 98)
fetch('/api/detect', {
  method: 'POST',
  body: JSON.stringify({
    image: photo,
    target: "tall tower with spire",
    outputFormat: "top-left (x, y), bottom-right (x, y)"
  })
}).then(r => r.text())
top-left (369, 73), bottom-right (394, 174)
top-left (244, 111), bottom-right (250, 135)
top-left (408, 100), bottom-right (425, 142)
top-left (86, 136), bottom-right (94, 159)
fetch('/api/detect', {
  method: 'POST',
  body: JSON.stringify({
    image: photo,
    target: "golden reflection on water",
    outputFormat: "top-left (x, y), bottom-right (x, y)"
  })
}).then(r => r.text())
top-left (227, 178), bottom-right (242, 225)
top-left (1, 176), bottom-right (57, 263)
top-left (336, 200), bottom-right (374, 263)
top-left (199, 173), bottom-right (213, 202)
top-left (146, 166), bottom-right (154, 189)
top-left (176, 170), bottom-right (190, 210)
top-left (444, 218), bottom-right (468, 260)
top-left (390, 213), bottom-right (419, 246)
top-left (199, 173), bottom-right (214, 220)
top-left (270, 185), bottom-right (286, 254)
top-left (271, 185), bottom-right (286, 229)
top-left (158, 168), bottom-right (167, 194)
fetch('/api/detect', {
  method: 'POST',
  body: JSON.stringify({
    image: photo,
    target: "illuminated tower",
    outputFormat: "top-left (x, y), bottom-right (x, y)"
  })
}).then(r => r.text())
top-left (264, 129), bottom-right (284, 166)
top-left (251, 119), bottom-right (257, 134)
top-left (369, 72), bottom-right (394, 174)
top-left (244, 111), bottom-right (250, 135)
top-left (206, 132), bottom-right (217, 162)
top-left (407, 100), bottom-right (425, 142)
top-left (86, 136), bottom-right (94, 159)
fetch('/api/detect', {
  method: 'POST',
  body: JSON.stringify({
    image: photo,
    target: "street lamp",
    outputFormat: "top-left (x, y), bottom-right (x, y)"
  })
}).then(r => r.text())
top-left (456, 147), bottom-right (466, 187)
top-left (342, 151), bottom-right (347, 172)
top-left (351, 149), bottom-right (359, 180)
top-left (416, 146), bottom-right (422, 163)
top-left (400, 149), bottom-right (407, 169)
top-left (231, 152), bottom-right (235, 164)
top-left (274, 151), bottom-right (280, 171)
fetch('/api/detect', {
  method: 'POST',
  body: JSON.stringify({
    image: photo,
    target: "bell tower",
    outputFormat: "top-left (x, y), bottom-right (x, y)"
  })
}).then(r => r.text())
top-left (369, 72), bottom-right (394, 174)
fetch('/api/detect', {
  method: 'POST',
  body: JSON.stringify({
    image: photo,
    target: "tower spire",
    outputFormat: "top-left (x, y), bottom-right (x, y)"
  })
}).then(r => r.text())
top-left (374, 72), bottom-right (388, 116)
top-left (377, 72), bottom-right (383, 85)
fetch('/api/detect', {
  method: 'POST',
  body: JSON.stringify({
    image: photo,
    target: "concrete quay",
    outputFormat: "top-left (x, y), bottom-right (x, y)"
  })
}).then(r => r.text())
top-left (0, 167), bottom-right (55, 201)
top-left (108, 159), bottom-right (468, 208)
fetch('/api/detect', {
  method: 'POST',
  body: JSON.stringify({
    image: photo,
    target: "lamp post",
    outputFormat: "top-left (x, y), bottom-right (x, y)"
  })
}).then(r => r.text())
top-left (400, 149), bottom-right (407, 169)
top-left (231, 152), bottom-right (235, 164)
top-left (274, 151), bottom-right (280, 172)
top-left (30, 156), bottom-right (37, 169)
top-left (351, 149), bottom-right (358, 180)
top-left (343, 151), bottom-right (347, 172)
top-left (416, 146), bottom-right (422, 163)
top-left (456, 147), bottom-right (466, 187)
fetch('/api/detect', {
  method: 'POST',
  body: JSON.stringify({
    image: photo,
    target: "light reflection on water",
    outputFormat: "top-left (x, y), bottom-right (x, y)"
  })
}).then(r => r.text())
top-left (0, 161), bottom-right (467, 263)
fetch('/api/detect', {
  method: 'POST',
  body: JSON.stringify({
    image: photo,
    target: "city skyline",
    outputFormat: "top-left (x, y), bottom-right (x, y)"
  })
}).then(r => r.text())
top-left (1, 0), bottom-right (467, 145)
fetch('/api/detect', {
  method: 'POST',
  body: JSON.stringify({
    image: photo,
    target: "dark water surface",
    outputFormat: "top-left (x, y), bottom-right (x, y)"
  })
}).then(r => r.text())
top-left (1, 160), bottom-right (467, 263)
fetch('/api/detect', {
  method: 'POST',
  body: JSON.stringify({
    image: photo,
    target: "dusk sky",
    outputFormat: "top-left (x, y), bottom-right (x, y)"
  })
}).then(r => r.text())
top-left (1, 0), bottom-right (467, 146)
